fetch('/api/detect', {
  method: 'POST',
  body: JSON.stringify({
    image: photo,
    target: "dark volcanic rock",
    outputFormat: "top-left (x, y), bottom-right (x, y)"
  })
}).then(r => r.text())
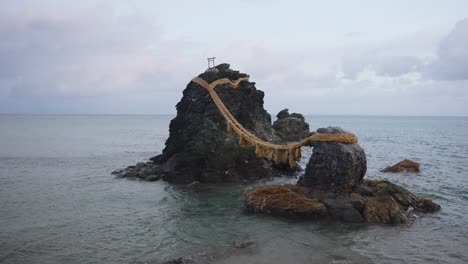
top-left (272, 108), bottom-right (310, 141)
top-left (119, 64), bottom-right (285, 184)
top-left (383, 159), bottom-right (421, 173)
top-left (298, 127), bottom-right (367, 191)
top-left (322, 196), bottom-right (363, 222)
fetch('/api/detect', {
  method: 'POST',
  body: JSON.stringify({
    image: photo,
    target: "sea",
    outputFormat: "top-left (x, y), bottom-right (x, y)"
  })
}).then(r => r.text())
top-left (0, 114), bottom-right (467, 264)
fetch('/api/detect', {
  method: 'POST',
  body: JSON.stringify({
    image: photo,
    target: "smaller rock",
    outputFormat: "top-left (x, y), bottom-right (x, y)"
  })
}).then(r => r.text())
top-left (136, 162), bottom-right (145, 169)
top-left (111, 169), bottom-right (123, 175)
top-left (272, 109), bottom-right (310, 142)
top-left (415, 198), bottom-right (441, 212)
top-left (383, 159), bottom-right (420, 173)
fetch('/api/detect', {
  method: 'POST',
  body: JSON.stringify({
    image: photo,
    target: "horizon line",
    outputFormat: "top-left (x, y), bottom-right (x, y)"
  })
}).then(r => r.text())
top-left (0, 113), bottom-right (467, 118)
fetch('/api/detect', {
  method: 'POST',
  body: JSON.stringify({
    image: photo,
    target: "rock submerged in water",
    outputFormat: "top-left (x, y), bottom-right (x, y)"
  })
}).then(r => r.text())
top-left (383, 159), bottom-right (421, 173)
top-left (272, 109), bottom-right (310, 142)
top-left (244, 180), bottom-right (440, 224)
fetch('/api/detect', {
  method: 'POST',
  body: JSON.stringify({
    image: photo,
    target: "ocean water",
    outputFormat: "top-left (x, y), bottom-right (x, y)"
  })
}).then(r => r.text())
top-left (0, 114), bottom-right (467, 264)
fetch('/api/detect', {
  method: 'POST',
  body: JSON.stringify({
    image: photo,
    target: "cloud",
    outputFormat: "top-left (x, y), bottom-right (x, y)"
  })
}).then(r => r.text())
top-left (430, 18), bottom-right (468, 80)
top-left (0, 1), bottom-right (466, 115)
top-left (0, 2), bottom-right (196, 100)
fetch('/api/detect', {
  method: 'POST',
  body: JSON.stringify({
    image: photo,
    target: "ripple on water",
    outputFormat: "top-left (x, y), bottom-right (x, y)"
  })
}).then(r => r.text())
top-left (1, 115), bottom-right (467, 264)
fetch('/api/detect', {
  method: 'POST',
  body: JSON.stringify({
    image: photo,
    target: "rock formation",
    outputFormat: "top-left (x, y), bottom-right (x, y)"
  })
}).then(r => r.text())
top-left (245, 128), bottom-right (440, 224)
top-left (113, 63), bottom-right (441, 224)
top-left (383, 159), bottom-right (421, 173)
top-left (115, 64), bottom-right (286, 183)
top-left (272, 109), bottom-right (310, 141)
top-left (298, 127), bottom-right (366, 191)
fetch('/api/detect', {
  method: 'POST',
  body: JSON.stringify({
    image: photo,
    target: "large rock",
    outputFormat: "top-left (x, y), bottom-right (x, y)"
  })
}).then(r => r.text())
top-left (272, 109), bottom-right (310, 141)
top-left (298, 127), bottom-right (367, 191)
top-left (118, 64), bottom-right (286, 183)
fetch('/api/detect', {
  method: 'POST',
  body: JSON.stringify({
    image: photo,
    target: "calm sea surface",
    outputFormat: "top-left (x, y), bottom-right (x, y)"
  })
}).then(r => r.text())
top-left (0, 115), bottom-right (467, 264)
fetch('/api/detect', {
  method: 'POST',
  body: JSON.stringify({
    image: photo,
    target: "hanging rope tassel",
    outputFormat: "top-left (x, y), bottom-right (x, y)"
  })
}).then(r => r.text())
top-left (226, 121), bottom-right (234, 135)
top-left (288, 149), bottom-right (297, 168)
top-left (255, 143), bottom-right (261, 156)
top-left (239, 134), bottom-right (246, 146)
top-left (295, 147), bottom-right (302, 160)
top-left (266, 148), bottom-right (274, 160)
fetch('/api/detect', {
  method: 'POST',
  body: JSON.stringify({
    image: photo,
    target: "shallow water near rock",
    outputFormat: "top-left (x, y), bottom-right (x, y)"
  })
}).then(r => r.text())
top-left (0, 114), bottom-right (467, 264)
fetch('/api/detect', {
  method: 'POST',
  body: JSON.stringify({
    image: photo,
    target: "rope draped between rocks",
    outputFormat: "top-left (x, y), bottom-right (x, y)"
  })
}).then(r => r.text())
top-left (191, 76), bottom-right (358, 168)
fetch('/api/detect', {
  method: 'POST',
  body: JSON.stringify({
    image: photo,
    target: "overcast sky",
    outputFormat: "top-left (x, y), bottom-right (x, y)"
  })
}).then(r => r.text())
top-left (1, 0), bottom-right (467, 116)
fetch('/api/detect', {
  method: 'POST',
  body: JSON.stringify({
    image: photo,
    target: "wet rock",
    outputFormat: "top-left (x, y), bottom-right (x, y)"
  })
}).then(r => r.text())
top-left (123, 170), bottom-right (137, 178)
top-left (383, 159), bottom-right (420, 173)
top-left (244, 185), bottom-right (328, 219)
top-left (350, 192), bottom-right (366, 212)
top-left (244, 179), bottom-right (440, 224)
top-left (416, 198), bottom-right (441, 212)
top-left (363, 196), bottom-right (408, 224)
top-left (299, 127), bottom-right (367, 191)
top-left (322, 196), bottom-right (363, 222)
top-left (272, 108), bottom-right (310, 141)
top-left (111, 169), bottom-right (123, 175)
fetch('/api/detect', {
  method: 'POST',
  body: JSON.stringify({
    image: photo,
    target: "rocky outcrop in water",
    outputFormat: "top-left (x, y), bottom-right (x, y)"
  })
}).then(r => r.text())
top-left (115, 64), bottom-right (286, 183)
top-left (244, 180), bottom-right (440, 224)
top-left (383, 159), bottom-right (421, 173)
top-left (298, 127), bottom-right (367, 192)
top-left (245, 127), bottom-right (440, 224)
top-left (272, 109), bottom-right (310, 142)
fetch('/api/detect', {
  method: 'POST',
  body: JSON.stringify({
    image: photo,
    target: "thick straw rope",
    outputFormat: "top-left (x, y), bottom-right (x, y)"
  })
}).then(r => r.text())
top-left (192, 76), bottom-right (358, 167)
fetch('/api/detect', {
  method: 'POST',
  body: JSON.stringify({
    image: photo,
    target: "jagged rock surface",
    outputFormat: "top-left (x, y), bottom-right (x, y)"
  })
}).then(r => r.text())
top-left (116, 64), bottom-right (285, 183)
top-left (298, 127), bottom-right (367, 191)
top-left (272, 109), bottom-right (310, 142)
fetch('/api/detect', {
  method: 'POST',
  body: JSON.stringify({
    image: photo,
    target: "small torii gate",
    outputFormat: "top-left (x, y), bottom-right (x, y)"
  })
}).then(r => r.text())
top-left (207, 57), bottom-right (216, 70)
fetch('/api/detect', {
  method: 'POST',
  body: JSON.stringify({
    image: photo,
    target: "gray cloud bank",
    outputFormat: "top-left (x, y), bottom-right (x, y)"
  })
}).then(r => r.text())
top-left (0, 3), bottom-right (467, 115)
top-left (430, 18), bottom-right (468, 80)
